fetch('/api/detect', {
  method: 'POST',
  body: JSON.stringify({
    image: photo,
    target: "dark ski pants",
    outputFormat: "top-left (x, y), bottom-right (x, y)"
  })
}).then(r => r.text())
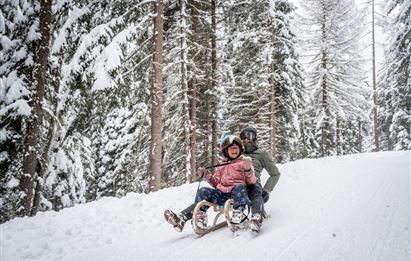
top-left (181, 185), bottom-right (251, 220)
top-left (247, 182), bottom-right (264, 215)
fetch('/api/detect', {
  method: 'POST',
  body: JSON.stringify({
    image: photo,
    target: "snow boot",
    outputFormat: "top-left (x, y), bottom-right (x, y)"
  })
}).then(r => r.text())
top-left (192, 210), bottom-right (208, 230)
top-left (231, 208), bottom-right (246, 224)
top-left (164, 210), bottom-right (187, 232)
top-left (249, 213), bottom-right (263, 233)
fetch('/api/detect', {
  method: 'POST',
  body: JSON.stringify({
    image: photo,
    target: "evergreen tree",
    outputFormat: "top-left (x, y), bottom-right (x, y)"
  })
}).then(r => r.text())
top-left (44, 0), bottom-right (162, 207)
top-left (300, 0), bottom-right (370, 157)
top-left (163, 0), bottom-right (192, 186)
top-left (2, 0), bottom-right (403, 223)
top-left (1, 0), bottom-right (156, 219)
top-left (190, 0), bottom-right (217, 168)
top-left (267, 1), bottom-right (306, 162)
top-left (0, 0), bottom-right (49, 220)
top-left (378, 0), bottom-right (410, 150)
top-left (162, 0), bottom-right (221, 184)
top-left (219, 0), bottom-right (262, 134)
top-left (219, 0), bottom-right (306, 162)
top-left (95, 104), bottom-right (150, 198)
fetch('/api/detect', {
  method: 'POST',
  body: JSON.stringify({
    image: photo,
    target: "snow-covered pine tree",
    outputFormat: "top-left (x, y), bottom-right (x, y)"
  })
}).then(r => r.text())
top-left (378, 0), bottom-right (410, 151)
top-left (42, 0), bottom-right (125, 210)
top-left (0, 0), bottom-right (39, 221)
top-left (94, 105), bottom-right (150, 198)
top-left (219, 0), bottom-right (263, 135)
top-left (163, 0), bottom-right (222, 185)
top-left (188, 0), bottom-right (200, 177)
top-left (88, 1), bottom-right (153, 198)
top-left (190, 0), bottom-right (219, 168)
top-left (0, 0), bottom-right (59, 219)
top-left (265, 0), bottom-right (306, 162)
top-left (300, 0), bottom-right (370, 157)
top-left (39, 0), bottom-right (153, 210)
top-left (219, 0), bottom-right (305, 162)
top-left (44, 133), bottom-right (88, 211)
top-left (162, 0), bottom-right (193, 186)
top-left (19, 0), bottom-right (53, 217)
top-left (209, 0), bottom-right (220, 166)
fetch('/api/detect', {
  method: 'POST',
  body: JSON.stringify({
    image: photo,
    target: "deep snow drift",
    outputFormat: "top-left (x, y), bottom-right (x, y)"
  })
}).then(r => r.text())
top-left (1, 151), bottom-right (410, 261)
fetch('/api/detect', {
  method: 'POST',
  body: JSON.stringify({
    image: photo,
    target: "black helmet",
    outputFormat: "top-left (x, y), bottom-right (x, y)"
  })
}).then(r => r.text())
top-left (220, 135), bottom-right (244, 160)
top-left (240, 126), bottom-right (257, 141)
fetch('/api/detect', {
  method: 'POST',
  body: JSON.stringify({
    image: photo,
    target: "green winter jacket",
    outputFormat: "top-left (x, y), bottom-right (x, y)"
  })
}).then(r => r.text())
top-left (244, 142), bottom-right (281, 193)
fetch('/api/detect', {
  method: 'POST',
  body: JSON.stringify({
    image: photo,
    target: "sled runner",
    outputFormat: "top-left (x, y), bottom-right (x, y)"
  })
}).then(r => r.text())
top-left (192, 199), bottom-right (237, 235)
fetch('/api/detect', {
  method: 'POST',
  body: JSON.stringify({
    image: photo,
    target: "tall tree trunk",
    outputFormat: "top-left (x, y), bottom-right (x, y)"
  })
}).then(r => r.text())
top-left (301, 116), bottom-right (307, 157)
top-left (20, 0), bottom-right (52, 216)
top-left (256, 90), bottom-right (263, 125)
top-left (204, 114), bottom-right (209, 166)
top-left (211, 0), bottom-right (218, 166)
top-left (149, 0), bottom-right (164, 192)
top-left (336, 116), bottom-right (340, 155)
top-left (321, 80), bottom-right (329, 157)
top-left (320, 13), bottom-right (329, 157)
top-left (31, 120), bottom-right (54, 216)
top-left (189, 77), bottom-right (197, 180)
top-left (189, 0), bottom-right (199, 181)
top-left (268, 0), bottom-right (277, 161)
top-left (358, 119), bottom-right (362, 153)
top-left (371, 0), bottom-right (379, 151)
top-left (204, 69), bottom-right (210, 166)
top-left (31, 63), bottom-right (61, 216)
top-left (268, 64), bottom-right (277, 162)
top-left (180, 0), bottom-right (192, 183)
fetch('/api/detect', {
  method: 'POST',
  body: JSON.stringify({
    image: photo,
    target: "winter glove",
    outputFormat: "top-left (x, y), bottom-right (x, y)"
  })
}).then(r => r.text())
top-left (262, 190), bottom-right (270, 203)
top-left (197, 167), bottom-right (211, 180)
top-left (242, 156), bottom-right (253, 175)
top-left (197, 167), bottom-right (206, 178)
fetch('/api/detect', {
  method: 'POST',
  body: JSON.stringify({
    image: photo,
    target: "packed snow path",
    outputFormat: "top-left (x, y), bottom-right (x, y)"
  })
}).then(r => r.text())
top-left (2, 151), bottom-right (410, 261)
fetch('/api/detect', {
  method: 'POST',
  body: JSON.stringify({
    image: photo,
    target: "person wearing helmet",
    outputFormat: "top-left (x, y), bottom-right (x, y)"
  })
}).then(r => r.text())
top-left (239, 126), bottom-right (281, 232)
top-left (164, 135), bottom-right (256, 232)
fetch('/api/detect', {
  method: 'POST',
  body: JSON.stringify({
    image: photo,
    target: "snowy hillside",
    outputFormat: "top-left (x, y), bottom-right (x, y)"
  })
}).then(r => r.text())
top-left (2, 151), bottom-right (410, 261)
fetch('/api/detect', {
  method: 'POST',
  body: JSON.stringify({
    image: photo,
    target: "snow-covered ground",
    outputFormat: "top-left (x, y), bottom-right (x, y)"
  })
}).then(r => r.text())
top-left (1, 151), bottom-right (410, 261)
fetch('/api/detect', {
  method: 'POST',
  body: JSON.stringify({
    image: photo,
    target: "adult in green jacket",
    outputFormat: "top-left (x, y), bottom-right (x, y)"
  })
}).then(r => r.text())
top-left (240, 126), bottom-right (281, 232)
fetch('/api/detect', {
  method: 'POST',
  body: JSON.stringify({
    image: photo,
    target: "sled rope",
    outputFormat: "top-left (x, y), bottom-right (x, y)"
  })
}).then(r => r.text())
top-left (195, 161), bottom-right (237, 198)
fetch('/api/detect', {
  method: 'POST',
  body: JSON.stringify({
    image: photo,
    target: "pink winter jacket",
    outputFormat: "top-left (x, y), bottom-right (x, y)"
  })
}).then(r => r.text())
top-left (206, 156), bottom-right (257, 193)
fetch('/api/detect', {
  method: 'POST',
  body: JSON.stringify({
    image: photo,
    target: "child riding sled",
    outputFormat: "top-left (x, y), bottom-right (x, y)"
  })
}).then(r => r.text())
top-left (164, 135), bottom-right (256, 232)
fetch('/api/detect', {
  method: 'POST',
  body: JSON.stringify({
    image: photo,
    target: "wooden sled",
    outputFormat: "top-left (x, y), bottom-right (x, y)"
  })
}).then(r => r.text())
top-left (192, 199), bottom-right (235, 235)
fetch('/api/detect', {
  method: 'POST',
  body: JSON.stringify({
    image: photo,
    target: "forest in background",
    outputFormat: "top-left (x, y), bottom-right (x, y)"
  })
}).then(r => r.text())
top-left (0, 0), bottom-right (409, 223)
